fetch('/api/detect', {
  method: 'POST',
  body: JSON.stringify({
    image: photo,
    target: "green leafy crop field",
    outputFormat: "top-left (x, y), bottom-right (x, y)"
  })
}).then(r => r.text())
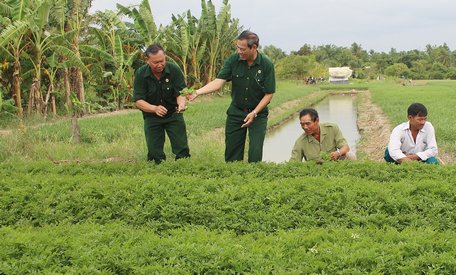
top-left (1, 161), bottom-right (455, 273)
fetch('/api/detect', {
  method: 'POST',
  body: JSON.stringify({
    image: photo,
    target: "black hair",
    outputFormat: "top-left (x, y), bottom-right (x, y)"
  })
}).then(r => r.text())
top-left (407, 103), bottom-right (427, 117)
top-left (237, 30), bottom-right (259, 48)
top-left (145, 43), bottom-right (164, 57)
top-left (299, 108), bottom-right (319, 122)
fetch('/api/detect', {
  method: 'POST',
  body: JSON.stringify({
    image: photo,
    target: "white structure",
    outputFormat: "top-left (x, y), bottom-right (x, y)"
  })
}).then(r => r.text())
top-left (328, 67), bottom-right (352, 84)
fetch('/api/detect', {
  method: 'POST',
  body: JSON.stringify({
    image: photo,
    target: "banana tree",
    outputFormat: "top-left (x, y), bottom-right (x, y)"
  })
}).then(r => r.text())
top-left (164, 14), bottom-right (190, 82)
top-left (64, 0), bottom-right (92, 114)
top-left (117, 0), bottom-right (158, 48)
top-left (199, 0), bottom-right (239, 83)
top-left (0, 0), bottom-right (30, 118)
top-left (82, 10), bottom-right (141, 110)
top-left (24, 0), bottom-right (89, 115)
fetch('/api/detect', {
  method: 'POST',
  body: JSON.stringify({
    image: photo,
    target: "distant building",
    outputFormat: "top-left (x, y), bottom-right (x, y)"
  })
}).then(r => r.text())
top-left (328, 67), bottom-right (352, 84)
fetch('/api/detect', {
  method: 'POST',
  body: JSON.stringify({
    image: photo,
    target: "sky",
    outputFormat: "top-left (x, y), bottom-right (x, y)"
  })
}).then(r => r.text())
top-left (90, 0), bottom-right (456, 53)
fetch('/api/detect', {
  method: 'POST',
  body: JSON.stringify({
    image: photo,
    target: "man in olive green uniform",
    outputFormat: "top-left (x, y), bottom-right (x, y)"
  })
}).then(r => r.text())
top-left (290, 108), bottom-right (356, 162)
top-left (133, 44), bottom-right (190, 163)
top-left (188, 31), bottom-right (275, 162)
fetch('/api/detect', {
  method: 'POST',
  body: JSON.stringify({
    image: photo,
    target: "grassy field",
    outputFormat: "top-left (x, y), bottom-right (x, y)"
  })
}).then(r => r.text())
top-left (1, 80), bottom-right (456, 273)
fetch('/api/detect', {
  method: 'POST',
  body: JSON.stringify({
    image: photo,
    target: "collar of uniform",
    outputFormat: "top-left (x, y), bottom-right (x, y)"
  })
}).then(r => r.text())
top-left (304, 123), bottom-right (328, 143)
top-left (144, 62), bottom-right (171, 80)
top-left (236, 51), bottom-right (261, 66)
top-left (251, 51), bottom-right (261, 66)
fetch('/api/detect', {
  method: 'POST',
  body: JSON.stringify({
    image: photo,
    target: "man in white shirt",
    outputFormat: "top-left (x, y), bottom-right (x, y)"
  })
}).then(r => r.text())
top-left (384, 103), bottom-right (439, 164)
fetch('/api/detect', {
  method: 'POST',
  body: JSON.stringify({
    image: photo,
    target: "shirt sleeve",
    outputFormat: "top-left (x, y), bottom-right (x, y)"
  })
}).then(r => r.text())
top-left (388, 125), bottom-right (406, 161)
top-left (416, 123), bottom-right (438, 161)
top-left (290, 137), bottom-right (305, 162)
top-left (334, 125), bottom-right (348, 149)
top-left (172, 64), bottom-right (186, 97)
top-left (133, 67), bottom-right (147, 102)
top-left (262, 58), bottom-right (276, 94)
top-left (216, 54), bottom-right (235, 80)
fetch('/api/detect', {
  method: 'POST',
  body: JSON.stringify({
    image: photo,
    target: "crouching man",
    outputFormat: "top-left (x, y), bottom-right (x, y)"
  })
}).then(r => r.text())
top-left (290, 108), bottom-right (356, 162)
top-left (385, 103), bottom-right (439, 164)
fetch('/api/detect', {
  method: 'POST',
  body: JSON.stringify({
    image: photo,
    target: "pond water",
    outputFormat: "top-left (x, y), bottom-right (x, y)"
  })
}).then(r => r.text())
top-left (262, 94), bottom-right (360, 163)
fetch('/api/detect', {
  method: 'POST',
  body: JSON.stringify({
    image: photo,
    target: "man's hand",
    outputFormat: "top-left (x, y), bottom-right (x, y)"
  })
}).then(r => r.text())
top-left (187, 91), bottom-right (199, 102)
top-left (176, 96), bottom-right (187, 113)
top-left (330, 151), bottom-right (341, 161)
top-left (154, 105), bottom-right (168, 117)
top-left (241, 112), bottom-right (256, 128)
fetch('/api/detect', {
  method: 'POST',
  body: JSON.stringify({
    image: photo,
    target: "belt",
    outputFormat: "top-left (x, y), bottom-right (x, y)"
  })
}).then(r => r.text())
top-left (242, 108), bottom-right (253, 113)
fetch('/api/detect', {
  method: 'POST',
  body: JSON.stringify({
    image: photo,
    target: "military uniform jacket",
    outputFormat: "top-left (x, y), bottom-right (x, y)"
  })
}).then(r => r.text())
top-left (217, 52), bottom-right (275, 115)
top-left (133, 62), bottom-right (186, 118)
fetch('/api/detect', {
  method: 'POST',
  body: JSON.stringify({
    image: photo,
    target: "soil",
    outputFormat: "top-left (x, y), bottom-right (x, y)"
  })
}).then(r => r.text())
top-left (356, 90), bottom-right (392, 161)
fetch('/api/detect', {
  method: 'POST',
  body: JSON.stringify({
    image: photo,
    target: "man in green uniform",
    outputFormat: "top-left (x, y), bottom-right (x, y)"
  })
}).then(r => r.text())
top-left (133, 43), bottom-right (190, 163)
top-left (188, 31), bottom-right (276, 162)
top-left (290, 108), bottom-right (356, 162)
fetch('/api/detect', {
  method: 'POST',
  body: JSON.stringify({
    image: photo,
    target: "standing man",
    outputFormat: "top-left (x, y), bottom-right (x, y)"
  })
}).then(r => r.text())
top-left (133, 43), bottom-right (190, 163)
top-left (188, 30), bottom-right (275, 162)
top-left (385, 103), bottom-right (439, 164)
top-left (290, 108), bottom-right (356, 162)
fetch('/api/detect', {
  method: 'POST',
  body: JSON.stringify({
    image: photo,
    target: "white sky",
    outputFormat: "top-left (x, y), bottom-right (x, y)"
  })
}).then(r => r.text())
top-left (90, 0), bottom-right (456, 53)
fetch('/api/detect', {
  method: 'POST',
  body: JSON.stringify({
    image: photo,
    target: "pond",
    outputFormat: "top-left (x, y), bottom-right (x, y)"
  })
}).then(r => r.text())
top-left (262, 94), bottom-right (360, 163)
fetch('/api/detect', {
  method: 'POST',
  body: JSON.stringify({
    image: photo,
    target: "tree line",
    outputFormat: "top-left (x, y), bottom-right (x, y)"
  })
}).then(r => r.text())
top-left (264, 43), bottom-right (456, 81)
top-left (1, 0), bottom-right (455, 120)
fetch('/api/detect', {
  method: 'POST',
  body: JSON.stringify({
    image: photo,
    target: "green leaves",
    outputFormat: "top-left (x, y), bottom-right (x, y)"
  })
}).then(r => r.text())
top-left (0, 20), bottom-right (28, 48)
top-left (51, 45), bottom-right (89, 74)
top-left (1, 161), bottom-right (456, 272)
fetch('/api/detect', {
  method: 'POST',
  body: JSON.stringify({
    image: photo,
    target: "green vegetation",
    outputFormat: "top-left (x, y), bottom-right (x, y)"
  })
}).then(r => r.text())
top-left (2, 64), bottom-right (456, 272)
top-left (1, 0), bottom-right (455, 271)
top-left (0, 0), bottom-right (239, 119)
top-left (1, 160), bottom-right (456, 273)
top-left (2, 0), bottom-right (455, 123)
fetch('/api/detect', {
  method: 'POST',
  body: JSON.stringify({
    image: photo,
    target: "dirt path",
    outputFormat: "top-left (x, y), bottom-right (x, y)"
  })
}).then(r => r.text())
top-left (356, 90), bottom-right (392, 161)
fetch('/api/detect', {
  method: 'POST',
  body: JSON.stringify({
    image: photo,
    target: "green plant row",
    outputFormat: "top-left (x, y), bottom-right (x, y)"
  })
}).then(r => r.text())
top-left (1, 223), bottom-right (455, 274)
top-left (1, 161), bottom-right (455, 232)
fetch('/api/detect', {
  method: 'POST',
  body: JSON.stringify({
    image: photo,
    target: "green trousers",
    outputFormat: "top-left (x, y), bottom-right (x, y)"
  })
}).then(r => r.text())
top-left (225, 105), bottom-right (268, 162)
top-left (144, 113), bottom-right (190, 164)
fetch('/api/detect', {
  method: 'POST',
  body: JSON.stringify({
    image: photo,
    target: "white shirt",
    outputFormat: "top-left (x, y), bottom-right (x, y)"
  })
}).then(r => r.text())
top-left (388, 121), bottom-right (438, 161)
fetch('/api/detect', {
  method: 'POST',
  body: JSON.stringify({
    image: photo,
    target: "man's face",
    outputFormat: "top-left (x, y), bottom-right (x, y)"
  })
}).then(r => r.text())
top-left (146, 50), bottom-right (166, 74)
top-left (236, 39), bottom-right (257, 61)
top-left (408, 115), bottom-right (427, 131)
top-left (300, 114), bottom-right (319, 135)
